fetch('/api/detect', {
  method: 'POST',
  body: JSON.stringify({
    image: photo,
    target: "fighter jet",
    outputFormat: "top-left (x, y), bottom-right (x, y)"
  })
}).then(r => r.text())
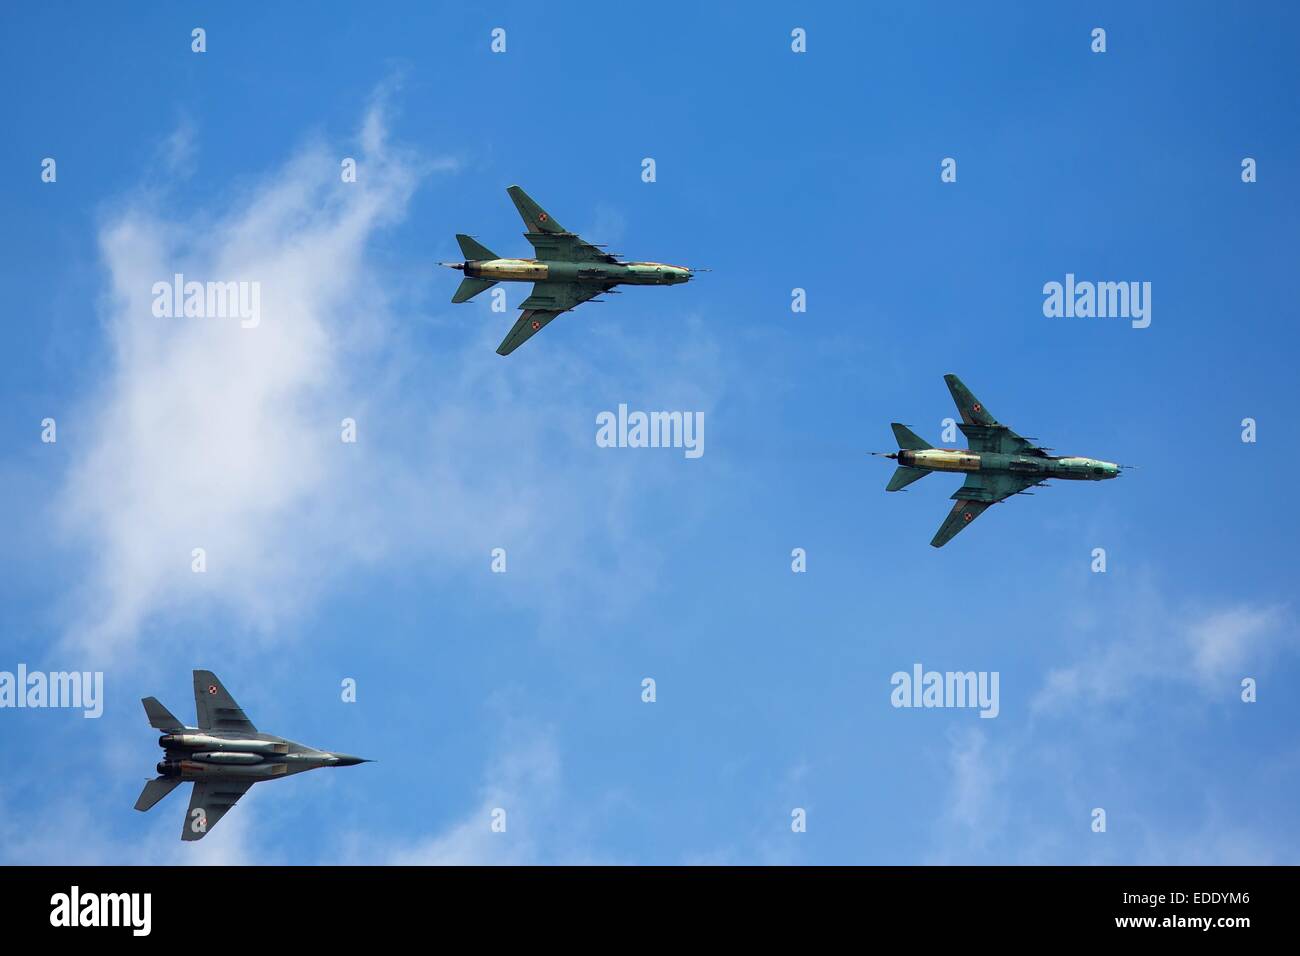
top-left (133, 670), bottom-right (369, 841)
top-left (442, 185), bottom-right (697, 355)
top-left (878, 374), bottom-right (1122, 547)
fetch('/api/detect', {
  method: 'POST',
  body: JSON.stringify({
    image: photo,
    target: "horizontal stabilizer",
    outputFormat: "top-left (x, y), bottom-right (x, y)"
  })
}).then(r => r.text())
top-left (886, 465), bottom-right (929, 492)
top-left (456, 234), bottom-right (498, 261)
top-left (452, 276), bottom-right (498, 303)
top-left (891, 423), bottom-right (933, 451)
top-left (134, 777), bottom-right (182, 812)
top-left (143, 696), bottom-right (183, 731)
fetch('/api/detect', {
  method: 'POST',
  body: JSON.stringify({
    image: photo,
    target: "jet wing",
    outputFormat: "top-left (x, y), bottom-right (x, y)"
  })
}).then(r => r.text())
top-left (181, 780), bottom-right (254, 841)
top-left (506, 185), bottom-right (618, 264)
top-left (193, 670), bottom-right (257, 733)
top-left (496, 282), bottom-right (608, 356)
top-left (498, 310), bottom-right (561, 355)
top-left (958, 422), bottom-right (1047, 456)
top-left (930, 472), bottom-right (1043, 547)
top-left (932, 499), bottom-right (994, 548)
top-left (945, 373), bottom-right (1050, 457)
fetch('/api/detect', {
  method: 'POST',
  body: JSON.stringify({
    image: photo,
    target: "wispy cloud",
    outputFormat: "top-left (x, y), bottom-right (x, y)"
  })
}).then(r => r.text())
top-left (59, 99), bottom-right (427, 660)
top-left (1187, 605), bottom-right (1288, 687)
top-left (0, 783), bottom-right (262, 866)
top-left (941, 726), bottom-right (1009, 837)
top-left (1033, 582), bottom-right (1290, 714)
top-left (56, 96), bottom-right (726, 662)
top-left (928, 580), bottom-right (1297, 864)
top-left (338, 718), bottom-right (605, 866)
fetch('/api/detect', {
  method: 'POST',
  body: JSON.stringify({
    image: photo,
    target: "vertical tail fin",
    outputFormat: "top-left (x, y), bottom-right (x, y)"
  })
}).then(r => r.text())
top-left (891, 423), bottom-right (933, 451)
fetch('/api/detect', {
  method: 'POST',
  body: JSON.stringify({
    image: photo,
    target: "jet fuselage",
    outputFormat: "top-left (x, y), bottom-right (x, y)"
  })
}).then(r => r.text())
top-left (154, 728), bottom-right (365, 782)
top-left (896, 448), bottom-right (1120, 481)
top-left (459, 257), bottom-right (692, 286)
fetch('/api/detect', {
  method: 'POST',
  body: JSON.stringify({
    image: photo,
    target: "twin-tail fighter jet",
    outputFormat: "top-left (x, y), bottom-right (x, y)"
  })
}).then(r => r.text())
top-left (133, 670), bottom-right (369, 841)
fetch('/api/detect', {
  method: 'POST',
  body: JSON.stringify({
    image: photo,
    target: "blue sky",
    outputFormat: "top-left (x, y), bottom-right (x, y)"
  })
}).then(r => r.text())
top-left (0, 1), bottom-right (1297, 864)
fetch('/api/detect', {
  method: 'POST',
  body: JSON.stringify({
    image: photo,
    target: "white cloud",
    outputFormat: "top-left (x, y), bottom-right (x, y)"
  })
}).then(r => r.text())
top-left (158, 118), bottom-right (197, 179)
top-left (1033, 583), bottom-right (1290, 714)
top-left (1187, 605), bottom-right (1287, 686)
top-left (921, 726), bottom-right (1016, 864)
top-left (942, 726), bottom-right (1008, 835)
top-left (0, 783), bottom-right (262, 865)
top-left (59, 102), bottom-right (425, 660)
top-left (345, 723), bottom-right (579, 866)
top-left (929, 583), bottom-right (1296, 864)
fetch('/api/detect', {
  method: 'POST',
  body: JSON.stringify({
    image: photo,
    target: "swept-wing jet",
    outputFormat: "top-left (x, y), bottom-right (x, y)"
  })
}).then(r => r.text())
top-left (443, 185), bottom-right (697, 355)
top-left (133, 670), bottom-right (369, 841)
top-left (878, 374), bottom-right (1122, 547)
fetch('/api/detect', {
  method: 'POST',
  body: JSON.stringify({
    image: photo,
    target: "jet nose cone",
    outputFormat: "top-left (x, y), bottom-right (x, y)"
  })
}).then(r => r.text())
top-left (331, 754), bottom-right (371, 767)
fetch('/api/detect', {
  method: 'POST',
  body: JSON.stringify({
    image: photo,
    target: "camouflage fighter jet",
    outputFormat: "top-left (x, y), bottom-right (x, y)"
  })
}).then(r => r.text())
top-left (442, 185), bottom-right (697, 355)
top-left (133, 670), bottom-right (369, 841)
top-left (878, 374), bottom-right (1123, 547)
